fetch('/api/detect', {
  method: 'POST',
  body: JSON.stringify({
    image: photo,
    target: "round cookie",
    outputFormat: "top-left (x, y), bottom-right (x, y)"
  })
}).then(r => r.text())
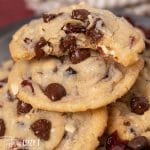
top-left (8, 50), bottom-right (143, 112)
top-left (9, 3), bottom-right (145, 66)
top-left (0, 60), bottom-right (108, 150)
top-left (107, 48), bottom-right (150, 141)
top-left (0, 84), bottom-right (107, 149)
top-left (0, 86), bottom-right (65, 150)
top-left (0, 87), bottom-right (107, 150)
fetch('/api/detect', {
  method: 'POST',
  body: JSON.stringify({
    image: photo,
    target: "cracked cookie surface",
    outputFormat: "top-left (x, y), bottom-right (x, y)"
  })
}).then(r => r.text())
top-left (9, 3), bottom-right (144, 66)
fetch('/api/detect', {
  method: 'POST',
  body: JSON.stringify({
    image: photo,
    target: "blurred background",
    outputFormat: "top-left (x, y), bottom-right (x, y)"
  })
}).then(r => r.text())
top-left (0, 0), bottom-right (150, 29)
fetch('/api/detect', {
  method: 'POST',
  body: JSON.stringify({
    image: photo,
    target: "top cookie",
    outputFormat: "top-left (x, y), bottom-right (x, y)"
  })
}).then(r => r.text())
top-left (9, 3), bottom-right (144, 66)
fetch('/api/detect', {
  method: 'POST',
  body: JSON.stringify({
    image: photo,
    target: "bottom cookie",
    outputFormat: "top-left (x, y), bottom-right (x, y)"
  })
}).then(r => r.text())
top-left (0, 85), bottom-right (107, 150)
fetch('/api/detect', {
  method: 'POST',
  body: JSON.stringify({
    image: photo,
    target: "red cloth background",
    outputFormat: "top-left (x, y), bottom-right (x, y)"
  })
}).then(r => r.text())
top-left (0, 0), bottom-right (33, 28)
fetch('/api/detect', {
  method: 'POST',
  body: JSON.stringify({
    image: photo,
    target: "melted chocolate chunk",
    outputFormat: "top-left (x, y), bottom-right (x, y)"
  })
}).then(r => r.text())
top-left (0, 119), bottom-right (5, 137)
top-left (59, 35), bottom-right (76, 52)
top-left (66, 67), bottom-right (77, 75)
top-left (31, 119), bottom-right (51, 141)
top-left (106, 131), bottom-right (128, 150)
top-left (72, 9), bottom-right (90, 21)
top-left (62, 23), bottom-right (86, 34)
top-left (42, 13), bottom-right (63, 23)
top-left (127, 136), bottom-right (149, 150)
top-left (86, 18), bottom-right (104, 42)
top-left (17, 100), bottom-right (32, 115)
top-left (130, 96), bottom-right (149, 115)
top-left (24, 37), bottom-right (32, 44)
top-left (44, 83), bottom-right (66, 101)
top-left (21, 80), bottom-right (34, 93)
top-left (69, 48), bottom-right (91, 64)
top-left (35, 37), bottom-right (51, 59)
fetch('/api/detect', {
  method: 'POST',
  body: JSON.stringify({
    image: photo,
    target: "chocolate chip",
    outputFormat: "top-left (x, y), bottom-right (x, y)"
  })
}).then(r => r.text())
top-left (62, 131), bottom-right (68, 139)
top-left (24, 37), bottom-right (32, 44)
top-left (35, 37), bottom-right (51, 59)
top-left (69, 48), bottom-right (91, 64)
top-left (53, 67), bottom-right (58, 73)
top-left (21, 80), bottom-right (34, 94)
top-left (106, 131), bottom-right (128, 150)
top-left (127, 136), bottom-right (148, 150)
top-left (59, 35), bottom-right (76, 52)
top-left (43, 14), bottom-right (56, 23)
top-left (42, 13), bottom-right (63, 23)
top-left (123, 121), bottom-right (131, 126)
top-left (0, 78), bottom-right (8, 88)
top-left (66, 67), bottom-right (77, 75)
top-left (17, 100), bottom-right (32, 115)
top-left (62, 23), bottom-right (86, 34)
top-left (35, 49), bottom-right (45, 59)
top-left (72, 9), bottom-right (90, 21)
top-left (44, 83), bottom-right (66, 101)
top-left (31, 119), bottom-right (51, 140)
top-left (0, 78), bottom-right (8, 83)
top-left (0, 119), bottom-right (5, 137)
top-left (129, 128), bottom-right (136, 135)
top-left (86, 18), bottom-right (104, 42)
top-left (130, 96), bottom-right (149, 115)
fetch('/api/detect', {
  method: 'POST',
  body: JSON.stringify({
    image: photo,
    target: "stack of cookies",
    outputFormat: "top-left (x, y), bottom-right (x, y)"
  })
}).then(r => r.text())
top-left (0, 2), bottom-right (149, 150)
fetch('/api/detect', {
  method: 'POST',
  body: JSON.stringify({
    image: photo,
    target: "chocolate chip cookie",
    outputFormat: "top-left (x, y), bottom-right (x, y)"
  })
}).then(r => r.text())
top-left (0, 87), bottom-right (107, 150)
top-left (8, 50), bottom-right (143, 112)
top-left (107, 48), bottom-right (150, 141)
top-left (0, 60), bottom-right (108, 149)
top-left (9, 3), bottom-right (145, 66)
